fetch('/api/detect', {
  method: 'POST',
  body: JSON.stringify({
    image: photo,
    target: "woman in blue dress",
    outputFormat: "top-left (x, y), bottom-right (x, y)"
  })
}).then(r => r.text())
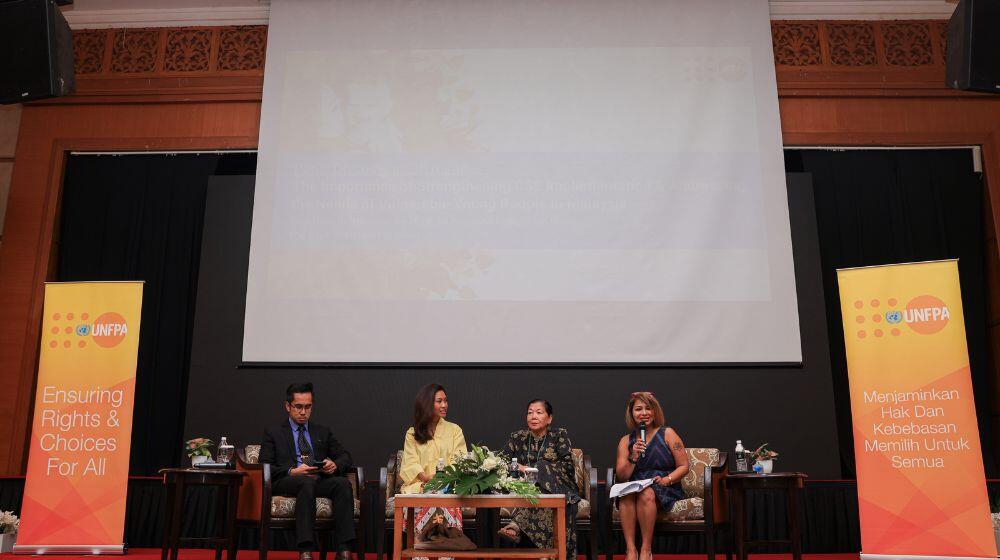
top-left (615, 391), bottom-right (690, 560)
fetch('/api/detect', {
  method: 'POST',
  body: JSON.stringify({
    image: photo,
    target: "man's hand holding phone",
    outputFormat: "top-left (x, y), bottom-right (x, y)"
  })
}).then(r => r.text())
top-left (290, 459), bottom-right (320, 477)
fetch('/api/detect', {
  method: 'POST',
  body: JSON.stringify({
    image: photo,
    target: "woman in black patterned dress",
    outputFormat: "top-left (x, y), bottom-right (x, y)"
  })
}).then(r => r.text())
top-left (615, 392), bottom-right (689, 560)
top-left (500, 399), bottom-right (579, 560)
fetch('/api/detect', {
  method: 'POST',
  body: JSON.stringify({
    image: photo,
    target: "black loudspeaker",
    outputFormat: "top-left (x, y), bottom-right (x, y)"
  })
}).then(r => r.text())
top-left (0, 0), bottom-right (76, 105)
top-left (946, 0), bottom-right (1000, 94)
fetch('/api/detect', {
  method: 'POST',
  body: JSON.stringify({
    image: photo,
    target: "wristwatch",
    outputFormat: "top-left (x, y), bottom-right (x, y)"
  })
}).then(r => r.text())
top-left (627, 455), bottom-right (638, 464)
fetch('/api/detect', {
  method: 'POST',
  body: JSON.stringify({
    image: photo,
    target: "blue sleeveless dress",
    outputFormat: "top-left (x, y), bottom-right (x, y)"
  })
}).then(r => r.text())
top-left (628, 428), bottom-right (686, 511)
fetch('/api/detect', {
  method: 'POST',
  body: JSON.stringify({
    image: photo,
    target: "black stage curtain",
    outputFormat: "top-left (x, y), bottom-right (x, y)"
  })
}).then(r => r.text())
top-left (57, 153), bottom-right (256, 475)
top-left (785, 149), bottom-right (995, 478)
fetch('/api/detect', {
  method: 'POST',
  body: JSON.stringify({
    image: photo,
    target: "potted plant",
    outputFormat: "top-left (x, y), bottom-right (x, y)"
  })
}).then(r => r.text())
top-left (0, 510), bottom-right (18, 553)
top-left (751, 443), bottom-right (779, 474)
top-left (186, 437), bottom-right (214, 466)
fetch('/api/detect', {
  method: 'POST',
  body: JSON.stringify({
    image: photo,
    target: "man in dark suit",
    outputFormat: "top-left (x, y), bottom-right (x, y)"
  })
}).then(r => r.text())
top-left (260, 382), bottom-right (355, 560)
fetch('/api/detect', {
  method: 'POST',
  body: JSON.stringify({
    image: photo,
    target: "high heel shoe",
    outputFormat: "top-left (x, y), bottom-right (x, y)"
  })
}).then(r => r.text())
top-left (498, 522), bottom-right (521, 544)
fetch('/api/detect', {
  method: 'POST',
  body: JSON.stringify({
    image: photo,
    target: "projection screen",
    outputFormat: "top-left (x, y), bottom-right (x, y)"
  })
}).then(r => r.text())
top-left (244, 0), bottom-right (801, 363)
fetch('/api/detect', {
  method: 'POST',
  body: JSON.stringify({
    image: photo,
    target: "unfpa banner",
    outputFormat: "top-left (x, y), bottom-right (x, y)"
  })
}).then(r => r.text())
top-left (838, 260), bottom-right (995, 560)
top-left (14, 282), bottom-right (142, 555)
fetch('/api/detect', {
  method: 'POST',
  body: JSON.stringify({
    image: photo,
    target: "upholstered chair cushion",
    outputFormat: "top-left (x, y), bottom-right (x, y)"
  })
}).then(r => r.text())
top-left (610, 496), bottom-right (704, 523)
top-left (243, 445), bottom-right (361, 519)
top-left (271, 496), bottom-right (362, 518)
top-left (387, 450), bottom-right (404, 500)
top-left (395, 450), bottom-right (405, 493)
top-left (570, 449), bottom-right (588, 500)
top-left (245, 444), bottom-right (261, 464)
top-left (662, 497), bottom-right (704, 521)
top-left (680, 448), bottom-right (721, 499)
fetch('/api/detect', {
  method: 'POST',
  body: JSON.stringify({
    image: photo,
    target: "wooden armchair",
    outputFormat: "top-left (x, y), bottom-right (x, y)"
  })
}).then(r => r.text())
top-left (604, 449), bottom-right (729, 560)
top-left (235, 445), bottom-right (366, 560)
top-left (377, 451), bottom-right (481, 560)
top-left (493, 449), bottom-right (599, 560)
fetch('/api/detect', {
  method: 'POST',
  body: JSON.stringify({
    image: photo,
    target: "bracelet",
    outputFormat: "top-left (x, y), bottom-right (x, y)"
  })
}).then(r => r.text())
top-left (628, 455), bottom-right (638, 464)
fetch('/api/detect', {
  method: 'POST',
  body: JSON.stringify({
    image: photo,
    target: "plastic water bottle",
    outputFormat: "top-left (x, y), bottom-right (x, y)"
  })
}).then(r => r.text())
top-left (510, 457), bottom-right (520, 478)
top-left (735, 440), bottom-right (748, 472)
top-left (217, 436), bottom-right (234, 465)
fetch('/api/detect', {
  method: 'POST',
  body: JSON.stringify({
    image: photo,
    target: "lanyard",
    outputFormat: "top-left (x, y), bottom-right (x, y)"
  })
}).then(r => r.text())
top-left (528, 432), bottom-right (548, 467)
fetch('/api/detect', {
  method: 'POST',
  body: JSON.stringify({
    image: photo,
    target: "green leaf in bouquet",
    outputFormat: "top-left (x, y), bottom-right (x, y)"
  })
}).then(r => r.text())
top-left (423, 470), bottom-right (457, 493)
top-left (479, 472), bottom-right (499, 489)
top-left (454, 477), bottom-right (478, 495)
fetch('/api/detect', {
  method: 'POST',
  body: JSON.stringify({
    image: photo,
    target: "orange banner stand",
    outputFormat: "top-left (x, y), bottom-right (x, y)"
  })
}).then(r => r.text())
top-left (14, 282), bottom-right (143, 555)
top-left (838, 260), bottom-right (995, 560)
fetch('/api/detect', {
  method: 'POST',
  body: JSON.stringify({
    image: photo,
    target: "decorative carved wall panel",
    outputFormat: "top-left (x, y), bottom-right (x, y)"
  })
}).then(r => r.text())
top-left (827, 23), bottom-right (878, 66)
top-left (771, 20), bottom-right (948, 69)
top-left (110, 28), bottom-right (159, 73)
top-left (67, 21), bottom-right (959, 99)
top-left (936, 22), bottom-right (949, 61)
top-left (218, 26), bottom-right (268, 71)
top-left (164, 29), bottom-right (213, 72)
top-left (772, 23), bottom-right (823, 66)
top-left (770, 20), bottom-right (957, 95)
top-left (73, 30), bottom-right (106, 75)
top-left (73, 25), bottom-right (267, 80)
top-left (882, 22), bottom-right (934, 66)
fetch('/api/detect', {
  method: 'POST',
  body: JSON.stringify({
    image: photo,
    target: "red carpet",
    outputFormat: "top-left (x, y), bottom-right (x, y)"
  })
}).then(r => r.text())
top-left (0, 551), bottom-right (860, 560)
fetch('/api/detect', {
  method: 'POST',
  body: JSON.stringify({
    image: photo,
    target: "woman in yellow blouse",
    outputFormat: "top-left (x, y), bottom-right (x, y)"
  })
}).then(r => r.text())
top-left (400, 384), bottom-right (468, 537)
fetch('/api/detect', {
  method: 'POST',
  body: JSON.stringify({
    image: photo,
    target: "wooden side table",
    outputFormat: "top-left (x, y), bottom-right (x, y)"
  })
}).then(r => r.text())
top-left (160, 467), bottom-right (246, 560)
top-left (393, 494), bottom-right (567, 560)
top-left (724, 472), bottom-right (807, 560)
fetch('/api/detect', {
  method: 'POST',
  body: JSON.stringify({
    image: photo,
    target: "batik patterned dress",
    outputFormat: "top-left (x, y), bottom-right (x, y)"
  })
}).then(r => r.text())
top-left (504, 428), bottom-right (579, 560)
top-left (627, 428), bottom-right (685, 510)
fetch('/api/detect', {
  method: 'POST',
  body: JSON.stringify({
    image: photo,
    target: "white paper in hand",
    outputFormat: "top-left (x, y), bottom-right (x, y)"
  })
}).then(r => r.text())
top-left (609, 478), bottom-right (656, 498)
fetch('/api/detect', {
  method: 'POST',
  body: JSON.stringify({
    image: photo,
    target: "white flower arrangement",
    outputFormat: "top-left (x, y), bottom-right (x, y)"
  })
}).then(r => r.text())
top-left (0, 511), bottom-right (18, 534)
top-left (481, 455), bottom-right (500, 471)
top-left (424, 444), bottom-right (540, 503)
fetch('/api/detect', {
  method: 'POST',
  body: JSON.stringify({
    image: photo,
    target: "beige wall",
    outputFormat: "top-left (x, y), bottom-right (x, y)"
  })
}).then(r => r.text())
top-left (0, 105), bottom-right (21, 243)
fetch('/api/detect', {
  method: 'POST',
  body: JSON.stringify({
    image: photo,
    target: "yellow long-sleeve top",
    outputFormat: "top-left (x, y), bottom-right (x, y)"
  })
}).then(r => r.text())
top-left (400, 418), bottom-right (468, 494)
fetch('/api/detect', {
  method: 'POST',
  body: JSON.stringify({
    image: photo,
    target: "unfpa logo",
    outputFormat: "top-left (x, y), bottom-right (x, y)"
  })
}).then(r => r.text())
top-left (853, 295), bottom-right (950, 340)
top-left (90, 312), bottom-right (129, 347)
top-left (48, 311), bottom-right (129, 349)
top-left (898, 294), bottom-right (950, 335)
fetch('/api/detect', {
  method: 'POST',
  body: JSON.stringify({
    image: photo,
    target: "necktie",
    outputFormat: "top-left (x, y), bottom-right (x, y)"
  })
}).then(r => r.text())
top-left (297, 425), bottom-right (313, 464)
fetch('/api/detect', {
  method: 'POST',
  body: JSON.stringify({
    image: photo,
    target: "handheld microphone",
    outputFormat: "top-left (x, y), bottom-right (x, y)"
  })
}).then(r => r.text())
top-left (639, 422), bottom-right (647, 459)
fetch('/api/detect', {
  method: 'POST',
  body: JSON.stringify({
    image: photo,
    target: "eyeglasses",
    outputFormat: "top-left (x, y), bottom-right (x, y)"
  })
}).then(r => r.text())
top-left (290, 404), bottom-right (313, 412)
